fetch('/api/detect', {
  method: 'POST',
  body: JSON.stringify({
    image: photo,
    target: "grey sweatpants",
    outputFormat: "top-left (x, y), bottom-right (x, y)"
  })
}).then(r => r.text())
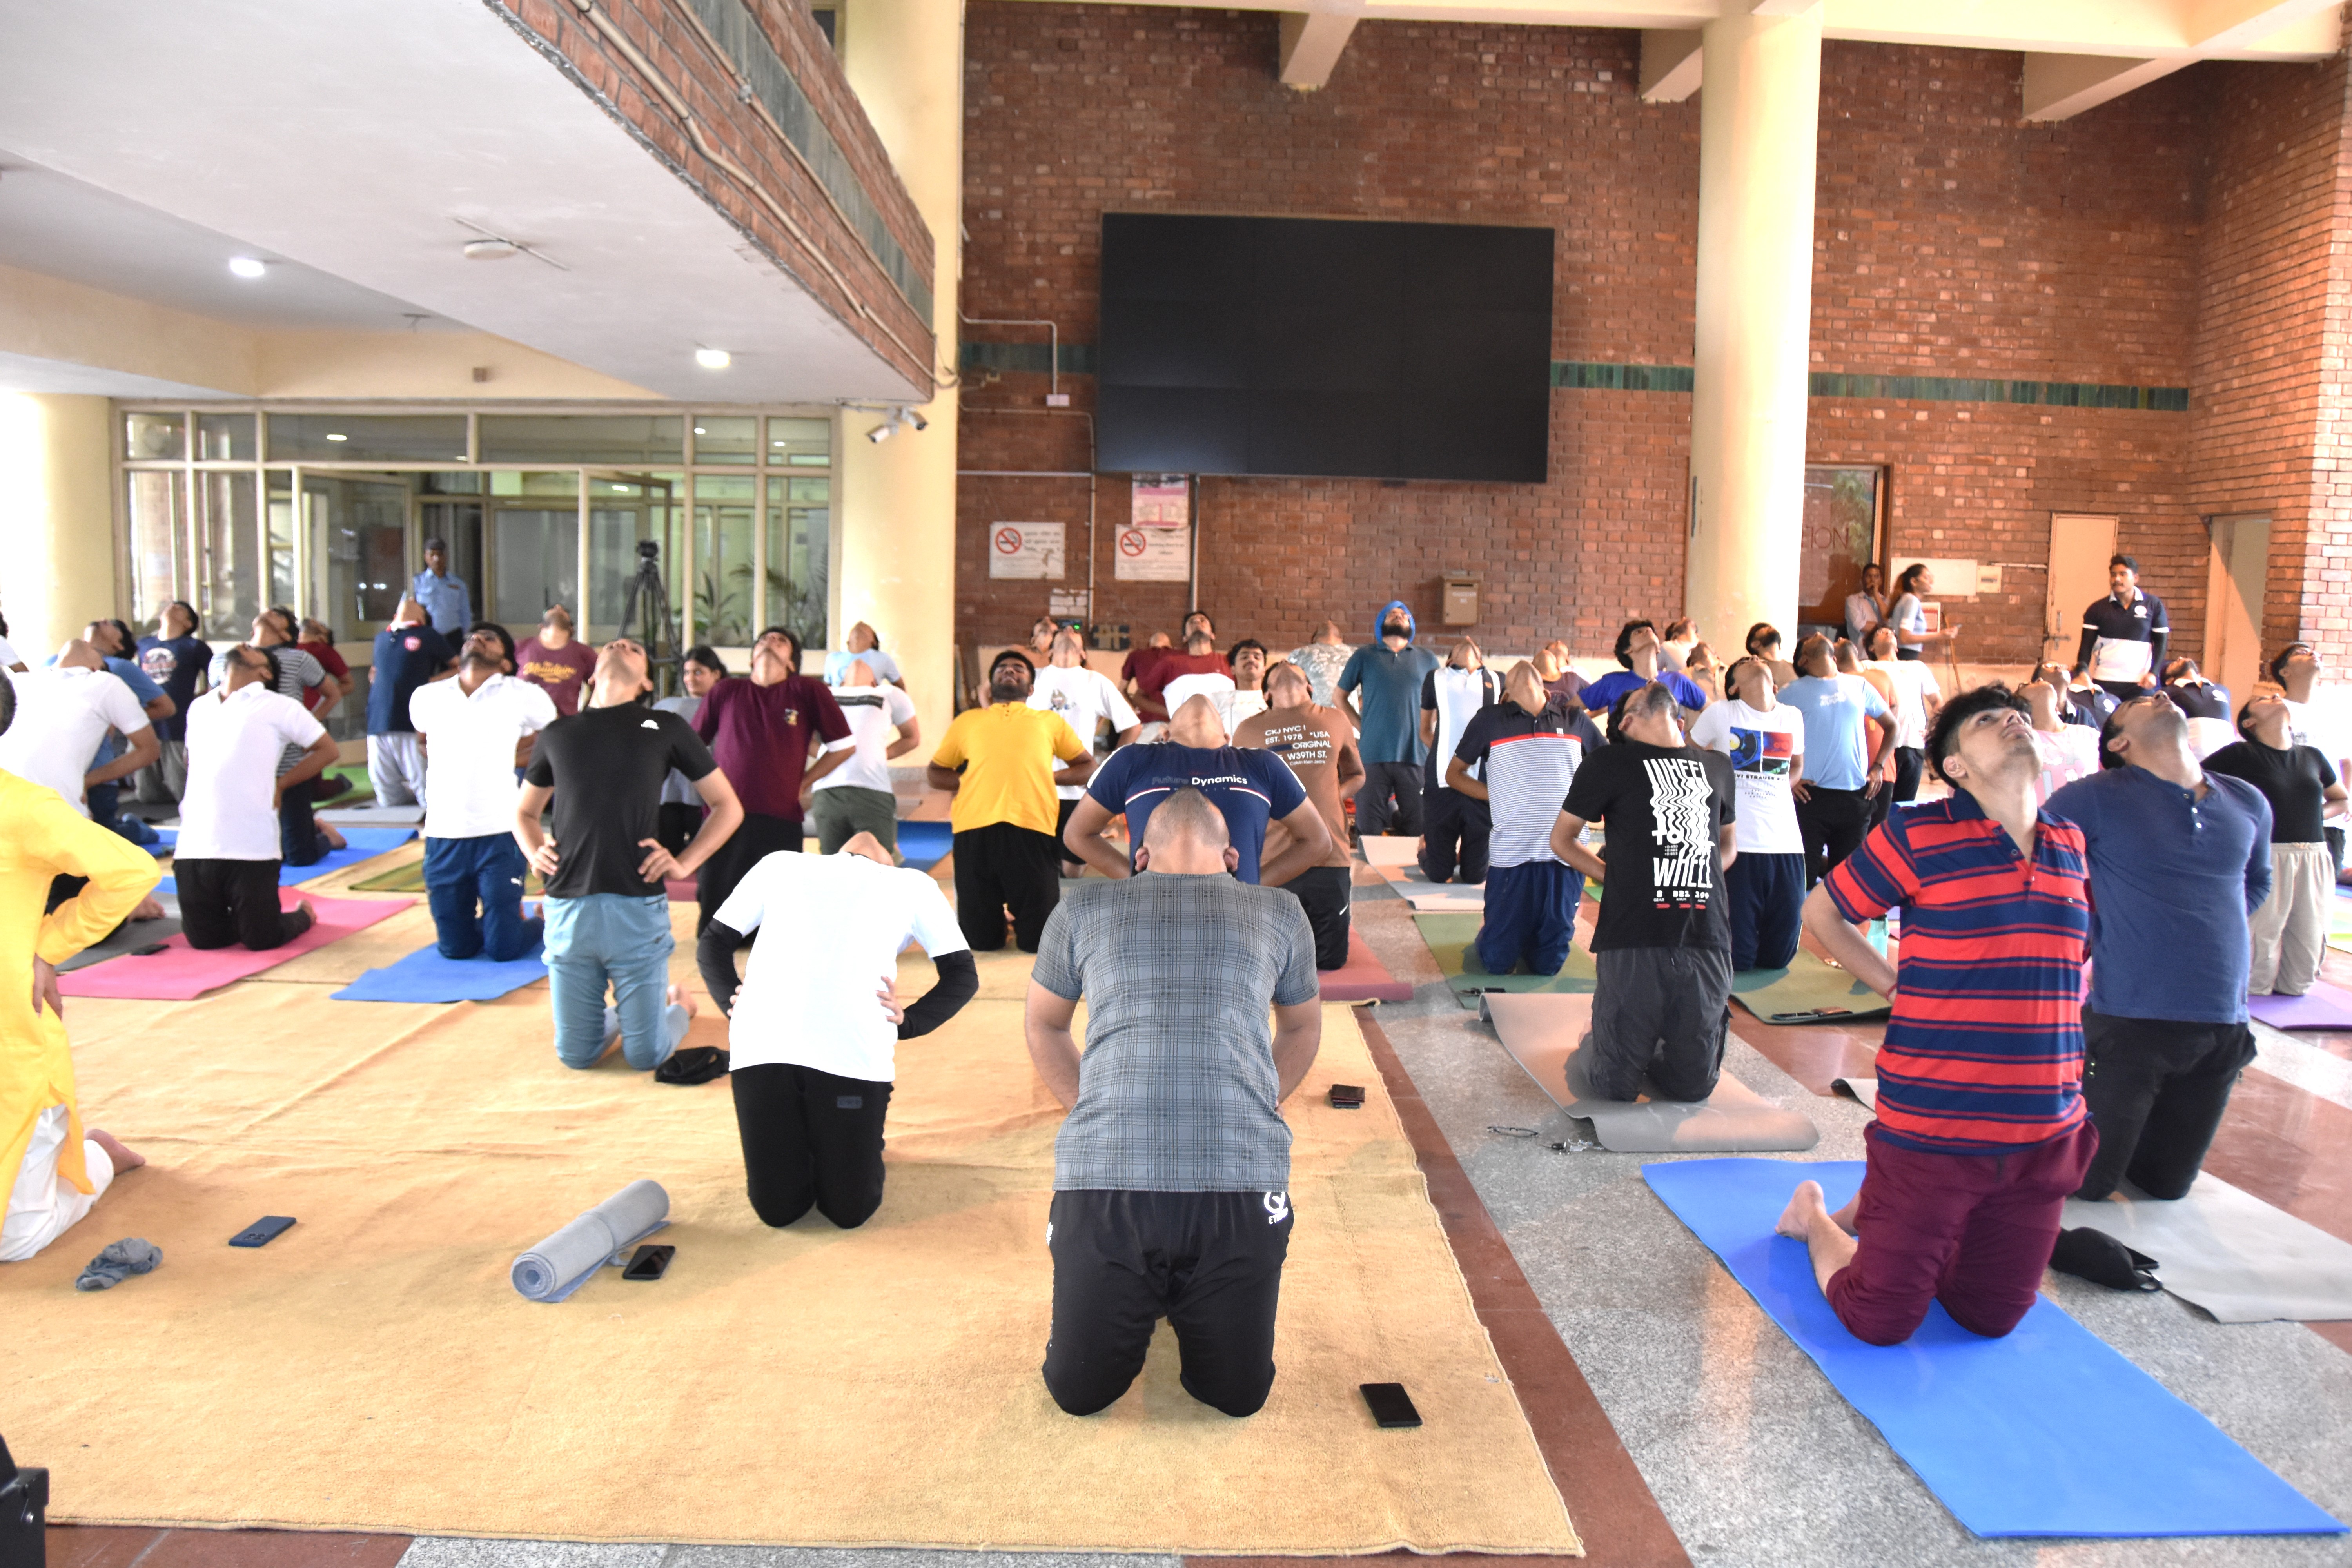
top-left (1584, 945), bottom-right (1733, 1103)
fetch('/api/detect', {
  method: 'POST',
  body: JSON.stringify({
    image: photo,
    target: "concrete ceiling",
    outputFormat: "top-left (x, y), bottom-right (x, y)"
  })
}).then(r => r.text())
top-left (0, 0), bottom-right (925, 405)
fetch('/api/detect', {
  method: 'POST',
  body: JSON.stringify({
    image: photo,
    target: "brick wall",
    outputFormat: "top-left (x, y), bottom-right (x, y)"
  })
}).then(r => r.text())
top-left (496, 0), bottom-right (935, 390)
top-left (956, 5), bottom-right (2347, 669)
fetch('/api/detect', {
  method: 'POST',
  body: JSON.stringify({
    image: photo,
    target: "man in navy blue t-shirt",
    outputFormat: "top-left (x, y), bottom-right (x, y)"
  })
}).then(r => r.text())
top-left (367, 596), bottom-right (457, 807)
top-left (1063, 694), bottom-right (1328, 884)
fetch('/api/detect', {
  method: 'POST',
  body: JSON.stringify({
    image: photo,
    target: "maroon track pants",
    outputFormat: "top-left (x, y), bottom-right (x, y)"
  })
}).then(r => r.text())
top-left (1826, 1119), bottom-right (2098, 1346)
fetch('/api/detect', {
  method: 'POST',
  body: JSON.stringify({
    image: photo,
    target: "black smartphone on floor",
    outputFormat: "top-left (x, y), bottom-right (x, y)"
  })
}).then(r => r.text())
top-left (1361, 1382), bottom-right (1422, 1428)
top-left (229, 1216), bottom-right (296, 1248)
top-left (622, 1243), bottom-right (675, 1281)
top-left (1328, 1083), bottom-right (1366, 1109)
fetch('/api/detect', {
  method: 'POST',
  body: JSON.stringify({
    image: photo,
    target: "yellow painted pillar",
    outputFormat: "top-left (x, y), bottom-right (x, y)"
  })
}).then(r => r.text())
top-left (838, 0), bottom-right (963, 748)
top-left (0, 394), bottom-right (117, 661)
top-left (1686, 3), bottom-right (1822, 645)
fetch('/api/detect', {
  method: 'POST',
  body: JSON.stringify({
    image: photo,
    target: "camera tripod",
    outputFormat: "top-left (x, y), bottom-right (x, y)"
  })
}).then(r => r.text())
top-left (618, 538), bottom-right (682, 692)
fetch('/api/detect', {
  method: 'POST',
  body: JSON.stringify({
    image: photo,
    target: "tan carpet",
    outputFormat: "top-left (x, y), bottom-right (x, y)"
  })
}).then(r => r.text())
top-left (7, 950), bottom-right (1579, 1554)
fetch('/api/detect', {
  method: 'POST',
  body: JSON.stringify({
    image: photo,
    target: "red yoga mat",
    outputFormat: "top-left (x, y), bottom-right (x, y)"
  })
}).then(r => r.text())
top-left (57, 893), bottom-right (418, 1001)
top-left (1319, 929), bottom-right (1415, 1004)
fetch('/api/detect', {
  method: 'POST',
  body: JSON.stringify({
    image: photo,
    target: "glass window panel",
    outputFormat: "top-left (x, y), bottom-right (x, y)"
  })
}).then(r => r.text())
top-left (691, 415), bottom-right (757, 465)
top-left (196, 412), bottom-right (256, 461)
top-left (126, 470), bottom-right (185, 628)
top-left (492, 508), bottom-right (581, 627)
top-left (421, 471), bottom-right (482, 495)
top-left (265, 471), bottom-right (298, 611)
top-left (125, 412), bottom-right (184, 461)
top-left (266, 414), bottom-right (469, 463)
top-left (764, 475), bottom-right (830, 644)
top-left (766, 416), bottom-right (831, 467)
top-left (1799, 466), bottom-right (1884, 630)
top-left (693, 474), bottom-right (756, 645)
top-left (200, 472), bottom-right (261, 640)
top-left (487, 470), bottom-right (580, 499)
top-left (478, 415), bottom-right (684, 465)
top-left (588, 479), bottom-right (683, 650)
top-left (306, 475), bottom-right (409, 639)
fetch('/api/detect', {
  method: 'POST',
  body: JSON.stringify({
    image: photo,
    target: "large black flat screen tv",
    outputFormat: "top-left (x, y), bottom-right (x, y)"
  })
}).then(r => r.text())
top-left (1096, 213), bottom-right (1553, 483)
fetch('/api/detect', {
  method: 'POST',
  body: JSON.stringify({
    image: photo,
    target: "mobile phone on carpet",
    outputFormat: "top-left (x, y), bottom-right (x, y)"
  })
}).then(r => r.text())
top-left (229, 1216), bottom-right (296, 1248)
top-left (132, 942), bottom-right (170, 956)
top-left (1328, 1084), bottom-right (1366, 1108)
top-left (623, 1243), bottom-right (675, 1281)
top-left (1361, 1382), bottom-right (1422, 1428)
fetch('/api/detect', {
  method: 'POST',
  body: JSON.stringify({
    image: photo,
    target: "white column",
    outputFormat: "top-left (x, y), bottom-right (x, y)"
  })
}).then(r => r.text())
top-left (1686, 2), bottom-right (1822, 645)
top-left (838, 0), bottom-right (964, 746)
top-left (0, 393), bottom-right (117, 659)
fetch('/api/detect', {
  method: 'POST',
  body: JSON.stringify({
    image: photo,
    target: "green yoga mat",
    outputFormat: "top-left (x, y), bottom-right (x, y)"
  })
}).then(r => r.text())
top-left (1410, 913), bottom-right (1598, 1008)
top-left (1729, 950), bottom-right (1891, 1025)
top-left (350, 861), bottom-right (546, 896)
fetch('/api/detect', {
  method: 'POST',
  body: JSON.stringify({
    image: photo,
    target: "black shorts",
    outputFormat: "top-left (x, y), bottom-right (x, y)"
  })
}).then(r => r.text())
top-left (1277, 865), bottom-right (1352, 970)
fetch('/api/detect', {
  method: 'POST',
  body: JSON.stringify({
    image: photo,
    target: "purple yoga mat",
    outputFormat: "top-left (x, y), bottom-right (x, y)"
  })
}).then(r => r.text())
top-left (2246, 980), bottom-right (2352, 1031)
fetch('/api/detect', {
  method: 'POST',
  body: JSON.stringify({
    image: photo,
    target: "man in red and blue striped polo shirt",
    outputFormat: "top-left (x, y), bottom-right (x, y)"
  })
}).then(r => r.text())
top-left (1775, 684), bottom-right (2098, 1346)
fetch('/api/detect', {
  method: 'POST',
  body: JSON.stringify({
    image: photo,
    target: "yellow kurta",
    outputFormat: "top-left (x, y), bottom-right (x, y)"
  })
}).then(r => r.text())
top-left (0, 769), bottom-right (163, 1203)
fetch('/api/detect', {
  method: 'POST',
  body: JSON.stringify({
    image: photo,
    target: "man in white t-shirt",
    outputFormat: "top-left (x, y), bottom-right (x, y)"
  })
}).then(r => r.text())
top-left (408, 624), bottom-right (560, 962)
top-left (176, 644), bottom-right (340, 950)
top-left (809, 656), bottom-right (922, 857)
top-left (1029, 626), bottom-right (1140, 875)
top-left (1689, 656), bottom-right (1807, 971)
top-left (696, 831), bottom-right (979, 1228)
top-left (0, 642), bottom-right (160, 821)
top-left (1862, 624), bottom-right (1940, 808)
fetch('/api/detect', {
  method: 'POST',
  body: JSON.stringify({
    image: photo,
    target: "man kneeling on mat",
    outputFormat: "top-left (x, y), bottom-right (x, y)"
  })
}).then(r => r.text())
top-left (1025, 788), bottom-right (1322, 1417)
top-left (176, 644), bottom-right (339, 951)
top-left (1778, 685), bottom-right (2098, 1345)
top-left (697, 831), bottom-right (977, 1227)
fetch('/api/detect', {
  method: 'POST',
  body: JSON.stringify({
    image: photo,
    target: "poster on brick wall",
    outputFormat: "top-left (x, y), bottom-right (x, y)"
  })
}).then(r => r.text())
top-left (988, 522), bottom-right (1065, 579)
top-left (1114, 523), bottom-right (1189, 581)
top-left (1131, 475), bottom-right (1189, 527)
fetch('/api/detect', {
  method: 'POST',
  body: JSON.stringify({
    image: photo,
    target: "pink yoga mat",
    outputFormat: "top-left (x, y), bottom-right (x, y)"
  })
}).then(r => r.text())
top-left (2245, 980), bottom-right (2352, 1031)
top-left (58, 893), bottom-right (417, 1000)
top-left (1319, 930), bottom-right (1415, 1004)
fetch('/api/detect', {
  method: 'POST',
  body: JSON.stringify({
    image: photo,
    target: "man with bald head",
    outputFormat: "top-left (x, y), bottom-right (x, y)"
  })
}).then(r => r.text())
top-left (1065, 693), bottom-right (1329, 886)
top-left (1026, 787), bottom-right (1323, 1418)
top-left (519, 639), bottom-right (745, 1074)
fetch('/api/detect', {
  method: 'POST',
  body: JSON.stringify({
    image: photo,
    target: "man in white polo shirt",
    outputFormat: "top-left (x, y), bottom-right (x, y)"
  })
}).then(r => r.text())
top-left (697, 831), bottom-right (978, 1227)
top-left (176, 644), bottom-right (340, 950)
top-left (408, 622), bottom-right (560, 961)
top-left (808, 655), bottom-right (921, 857)
top-left (1029, 625), bottom-right (1140, 876)
top-left (0, 641), bottom-right (159, 820)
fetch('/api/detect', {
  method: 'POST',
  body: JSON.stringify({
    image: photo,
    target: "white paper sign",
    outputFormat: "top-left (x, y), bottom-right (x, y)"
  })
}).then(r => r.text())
top-left (1114, 523), bottom-right (1189, 581)
top-left (988, 521), bottom-right (1065, 580)
top-left (1131, 476), bottom-right (1189, 528)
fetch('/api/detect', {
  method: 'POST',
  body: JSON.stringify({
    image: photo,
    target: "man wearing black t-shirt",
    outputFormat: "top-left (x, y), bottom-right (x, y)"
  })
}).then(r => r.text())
top-left (517, 639), bottom-right (745, 1073)
top-left (2207, 686), bottom-right (2347, 996)
top-left (1552, 681), bottom-right (1739, 1102)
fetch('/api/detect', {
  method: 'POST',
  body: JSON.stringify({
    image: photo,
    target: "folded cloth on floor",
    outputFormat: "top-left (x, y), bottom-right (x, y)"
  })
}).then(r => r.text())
top-left (56, 895), bottom-right (417, 1000)
top-left (1319, 930), bottom-right (1414, 1003)
top-left (653, 1046), bottom-right (730, 1086)
top-left (2049, 1227), bottom-right (2163, 1292)
top-left (330, 941), bottom-right (548, 1004)
top-left (511, 1180), bottom-right (671, 1303)
top-left (2245, 980), bottom-right (2352, 1030)
top-left (1729, 951), bottom-right (1893, 1024)
top-left (76, 1238), bottom-right (161, 1292)
top-left (2061, 1174), bottom-right (2352, 1324)
top-left (1644, 1158), bottom-right (2346, 1539)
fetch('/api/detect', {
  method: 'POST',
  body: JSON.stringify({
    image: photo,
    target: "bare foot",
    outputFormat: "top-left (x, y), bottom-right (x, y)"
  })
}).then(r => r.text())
top-left (1777, 1180), bottom-right (1826, 1240)
top-left (129, 896), bottom-right (165, 922)
top-left (668, 982), bottom-right (700, 1020)
top-left (293, 898), bottom-right (316, 924)
top-left (320, 824), bottom-right (348, 851)
top-left (88, 1128), bottom-right (146, 1172)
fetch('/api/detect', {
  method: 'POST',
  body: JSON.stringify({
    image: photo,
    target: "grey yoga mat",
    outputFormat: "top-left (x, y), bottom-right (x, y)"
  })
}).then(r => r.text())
top-left (1484, 991), bottom-right (1819, 1153)
top-left (2062, 1174), bottom-right (2352, 1324)
top-left (511, 1180), bottom-right (671, 1303)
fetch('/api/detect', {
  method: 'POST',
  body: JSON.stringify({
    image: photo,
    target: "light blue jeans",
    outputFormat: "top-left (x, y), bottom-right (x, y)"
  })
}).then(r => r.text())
top-left (543, 893), bottom-right (681, 1071)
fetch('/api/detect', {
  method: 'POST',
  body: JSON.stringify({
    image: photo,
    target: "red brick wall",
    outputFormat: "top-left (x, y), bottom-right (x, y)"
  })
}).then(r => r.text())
top-left (956, 6), bottom-right (2343, 668)
top-left (496, 0), bottom-right (935, 391)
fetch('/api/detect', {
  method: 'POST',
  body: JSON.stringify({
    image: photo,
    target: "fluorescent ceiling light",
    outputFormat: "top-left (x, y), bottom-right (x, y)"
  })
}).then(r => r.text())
top-left (228, 257), bottom-right (267, 279)
top-left (695, 348), bottom-right (731, 370)
top-left (325, 432), bottom-right (347, 442)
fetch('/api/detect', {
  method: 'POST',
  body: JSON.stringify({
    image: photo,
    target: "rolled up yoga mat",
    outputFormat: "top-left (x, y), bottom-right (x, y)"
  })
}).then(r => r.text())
top-left (510, 1180), bottom-right (670, 1303)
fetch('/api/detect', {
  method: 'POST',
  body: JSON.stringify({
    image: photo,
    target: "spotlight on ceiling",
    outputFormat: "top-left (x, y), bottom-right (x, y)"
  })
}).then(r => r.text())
top-left (463, 238), bottom-right (520, 261)
top-left (867, 407), bottom-right (926, 443)
top-left (695, 347), bottom-right (732, 370)
top-left (228, 257), bottom-right (268, 279)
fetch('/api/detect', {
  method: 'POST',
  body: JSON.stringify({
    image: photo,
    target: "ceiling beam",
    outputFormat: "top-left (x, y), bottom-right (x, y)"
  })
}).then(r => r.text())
top-left (2187, 0), bottom-right (2344, 49)
top-left (2020, 51), bottom-right (2192, 118)
top-left (1639, 28), bottom-right (1704, 98)
top-left (1279, 11), bottom-right (1361, 87)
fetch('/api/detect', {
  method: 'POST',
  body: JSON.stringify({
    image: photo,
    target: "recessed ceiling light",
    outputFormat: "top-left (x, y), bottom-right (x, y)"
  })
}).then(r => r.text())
top-left (228, 257), bottom-right (267, 279)
top-left (693, 426), bottom-right (708, 435)
top-left (695, 348), bottom-right (731, 370)
top-left (463, 238), bottom-right (519, 261)
top-left (325, 432), bottom-right (348, 442)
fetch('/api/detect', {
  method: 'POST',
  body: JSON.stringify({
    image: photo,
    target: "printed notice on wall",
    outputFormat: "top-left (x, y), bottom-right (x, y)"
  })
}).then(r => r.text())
top-left (1114, 523), bottom-right (1189, 581)
top-left (988, 522), bottom-right (1065, 580)
top-left (1131, 475), bottom-right (1189, 527)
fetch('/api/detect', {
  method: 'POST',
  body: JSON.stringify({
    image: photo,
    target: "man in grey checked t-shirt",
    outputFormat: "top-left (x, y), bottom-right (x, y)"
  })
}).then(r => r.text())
top-left (1024, 787), bottom-right (1323, 1417)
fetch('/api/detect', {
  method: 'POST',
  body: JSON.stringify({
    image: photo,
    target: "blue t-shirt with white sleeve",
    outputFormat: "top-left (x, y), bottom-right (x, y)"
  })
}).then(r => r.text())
top-left (1084, 741), bottom-right (1308, 884)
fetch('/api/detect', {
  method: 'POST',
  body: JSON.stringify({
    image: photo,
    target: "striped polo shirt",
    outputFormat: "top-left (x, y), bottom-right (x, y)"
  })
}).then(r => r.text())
top-left (1450, 697), bottom-right (1604, 869)
top-left (1822, 792), bottom-right (2090, 1155)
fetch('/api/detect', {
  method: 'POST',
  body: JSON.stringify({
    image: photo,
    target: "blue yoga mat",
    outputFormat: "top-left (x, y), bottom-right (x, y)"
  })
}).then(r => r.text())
top-left (1643, 1158), bottom-right (2345, 1539)
top-left (898, 818), bottom-right (952, 870)
top-left (332, 940), bottom-right (548, 1003)
top-left (154, 827), bottom-right (414, 893)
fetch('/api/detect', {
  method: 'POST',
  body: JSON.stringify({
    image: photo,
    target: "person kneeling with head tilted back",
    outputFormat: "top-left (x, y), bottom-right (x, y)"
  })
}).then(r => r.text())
top-left (1025, 789), bottom-right (1322, 1417)
top-left (1779, 685), bottom-right (2098, 1345)
top-left (698, 831), bottom-right (977, 1229)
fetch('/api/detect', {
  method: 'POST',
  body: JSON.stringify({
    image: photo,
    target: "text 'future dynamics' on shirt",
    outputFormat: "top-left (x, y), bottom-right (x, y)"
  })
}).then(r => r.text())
top-left (1085, 741), bottom-right (1308, 883)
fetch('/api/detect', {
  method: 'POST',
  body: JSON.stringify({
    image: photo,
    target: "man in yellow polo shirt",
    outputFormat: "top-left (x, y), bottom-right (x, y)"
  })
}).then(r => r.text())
top-left (928, 648), bottom-right (1097, 951)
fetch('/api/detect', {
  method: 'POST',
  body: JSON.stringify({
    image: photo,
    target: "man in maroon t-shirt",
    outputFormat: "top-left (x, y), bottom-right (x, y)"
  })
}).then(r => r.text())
top-left (1132, 627), bottom-right (1230, 727)
top-left (516, 605), bottom-right (599, 717)
top-left (692, 630), bottom-right (852, 930)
